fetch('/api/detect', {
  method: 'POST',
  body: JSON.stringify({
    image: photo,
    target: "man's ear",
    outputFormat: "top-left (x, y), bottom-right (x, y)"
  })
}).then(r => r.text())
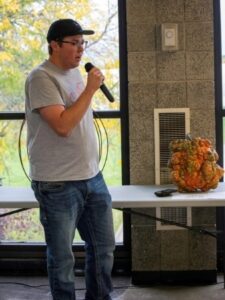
top-left (50, 40), bottom-right (60, 52)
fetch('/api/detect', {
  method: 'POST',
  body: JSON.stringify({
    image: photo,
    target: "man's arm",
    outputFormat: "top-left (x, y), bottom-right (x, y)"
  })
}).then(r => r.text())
top-left (39, 67), bottom-right (104, 137)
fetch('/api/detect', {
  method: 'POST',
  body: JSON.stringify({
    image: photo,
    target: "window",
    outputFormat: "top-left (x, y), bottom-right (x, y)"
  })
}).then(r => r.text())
top-left (220, 1), bottom-right (225, 166)
top-left (214, 0), bottom-right (224, 271)
top-left (0, 0), bottom-right (130, 272)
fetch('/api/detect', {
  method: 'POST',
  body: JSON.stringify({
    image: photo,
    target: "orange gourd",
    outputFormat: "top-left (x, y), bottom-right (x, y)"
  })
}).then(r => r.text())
top-left (168, 137), bottom-right (224, 192)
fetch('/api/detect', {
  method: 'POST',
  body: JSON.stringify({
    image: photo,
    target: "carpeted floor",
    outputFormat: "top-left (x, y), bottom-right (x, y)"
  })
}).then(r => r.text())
top-left (1, 274), bottom-right (225, 299)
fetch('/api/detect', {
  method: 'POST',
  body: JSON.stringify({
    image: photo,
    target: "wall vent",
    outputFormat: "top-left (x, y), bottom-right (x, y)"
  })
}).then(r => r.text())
top-left (154, 108), bottom-right (191, 230)
top-left (156, 207), bottom-right (192, 230)
top-left (154, 108), bottom-right (190, 185)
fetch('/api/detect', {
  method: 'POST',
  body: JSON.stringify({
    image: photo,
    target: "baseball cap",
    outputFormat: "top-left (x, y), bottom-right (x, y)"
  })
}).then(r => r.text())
top-left (47, 19), bottom-right (94, 43)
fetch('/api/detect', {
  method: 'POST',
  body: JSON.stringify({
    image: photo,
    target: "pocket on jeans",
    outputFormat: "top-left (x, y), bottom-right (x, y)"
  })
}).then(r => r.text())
top-left (39, 181), bottom-right (66, 193)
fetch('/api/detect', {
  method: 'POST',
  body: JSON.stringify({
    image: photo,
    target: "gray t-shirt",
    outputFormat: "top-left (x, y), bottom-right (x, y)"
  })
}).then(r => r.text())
top-left (25, 60), bottom-right (99, 181)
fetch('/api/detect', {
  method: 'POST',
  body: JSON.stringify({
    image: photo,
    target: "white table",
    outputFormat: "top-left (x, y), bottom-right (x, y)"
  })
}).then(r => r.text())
top-left (1, 183), bottom-right (225, 209)
top-left (1, 183), bottom-right (225, 286)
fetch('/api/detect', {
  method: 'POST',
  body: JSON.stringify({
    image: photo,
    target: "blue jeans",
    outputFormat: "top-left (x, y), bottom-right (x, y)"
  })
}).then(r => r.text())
top-left (31, 172), bottom-right (115, 300)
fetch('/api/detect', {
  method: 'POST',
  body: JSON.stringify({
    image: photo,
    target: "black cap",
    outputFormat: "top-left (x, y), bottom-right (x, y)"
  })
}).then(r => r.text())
top-left (47, 19), bottom-right (94, 43)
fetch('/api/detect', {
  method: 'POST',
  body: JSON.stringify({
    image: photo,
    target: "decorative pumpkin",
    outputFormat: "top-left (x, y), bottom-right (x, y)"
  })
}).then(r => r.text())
top-left (168, 137), bottom-right (224, 192)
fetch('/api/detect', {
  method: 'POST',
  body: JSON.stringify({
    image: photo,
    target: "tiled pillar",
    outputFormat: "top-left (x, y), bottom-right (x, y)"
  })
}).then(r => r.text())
top-left (126, 0), bottom-right (217, 283)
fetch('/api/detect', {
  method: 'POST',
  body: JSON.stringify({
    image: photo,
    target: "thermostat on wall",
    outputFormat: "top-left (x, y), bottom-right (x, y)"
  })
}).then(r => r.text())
top-left (161, 23), bottom-right (179, 51)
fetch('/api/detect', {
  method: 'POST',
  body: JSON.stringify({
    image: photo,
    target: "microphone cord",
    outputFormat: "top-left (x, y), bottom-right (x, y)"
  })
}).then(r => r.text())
top-left (18, 113), bottom-right (109, 182)
top-left (18, 118), bottom-right (31, 182)
top-left (93, 110), bottom-right (109, 172)
top-left (94, 115), bottom-right (103, 163)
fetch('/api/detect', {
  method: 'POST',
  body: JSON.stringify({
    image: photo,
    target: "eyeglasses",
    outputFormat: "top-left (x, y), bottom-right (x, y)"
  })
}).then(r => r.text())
top-left (58, 40), bottom-right (88, 49)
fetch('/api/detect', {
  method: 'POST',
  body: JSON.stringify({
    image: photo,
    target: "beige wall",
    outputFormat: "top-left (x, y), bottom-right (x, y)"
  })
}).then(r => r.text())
top-left (126, 0), bottom-right (217, 277)
top-left (127, 0), bottom-right (215, 185)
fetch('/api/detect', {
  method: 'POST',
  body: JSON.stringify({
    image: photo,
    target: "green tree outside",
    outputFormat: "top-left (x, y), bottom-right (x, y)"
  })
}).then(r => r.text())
top-left (0, 0), bottom-right (123, 242)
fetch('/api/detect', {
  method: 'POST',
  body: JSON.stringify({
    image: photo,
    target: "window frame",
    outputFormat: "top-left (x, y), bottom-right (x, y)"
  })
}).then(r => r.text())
top-left (214, 0), bottom-right (225, 272)
top-left (0, 0), bottom-right (131, 275)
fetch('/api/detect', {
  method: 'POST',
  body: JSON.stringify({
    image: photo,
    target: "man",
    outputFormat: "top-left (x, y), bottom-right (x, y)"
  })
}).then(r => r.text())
top-left (25, 19), bottom-right (115, 300)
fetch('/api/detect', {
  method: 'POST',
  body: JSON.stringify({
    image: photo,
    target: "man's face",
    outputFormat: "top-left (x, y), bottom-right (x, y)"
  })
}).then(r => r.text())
top-left (52, 35), bottom-right (87, 69)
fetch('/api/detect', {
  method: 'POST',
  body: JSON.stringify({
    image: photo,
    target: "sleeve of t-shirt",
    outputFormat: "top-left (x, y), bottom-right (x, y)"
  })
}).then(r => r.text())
top-left (27, 71), bottom-right (64, 111)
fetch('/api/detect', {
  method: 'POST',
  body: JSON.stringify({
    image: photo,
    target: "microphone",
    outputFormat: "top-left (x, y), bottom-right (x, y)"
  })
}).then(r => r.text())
top-left (84, 62), bottom-right (115, 103)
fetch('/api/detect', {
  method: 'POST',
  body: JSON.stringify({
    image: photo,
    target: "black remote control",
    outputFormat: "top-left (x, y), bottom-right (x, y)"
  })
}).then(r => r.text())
top-left (154, 188), bottom-right (177, 197)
